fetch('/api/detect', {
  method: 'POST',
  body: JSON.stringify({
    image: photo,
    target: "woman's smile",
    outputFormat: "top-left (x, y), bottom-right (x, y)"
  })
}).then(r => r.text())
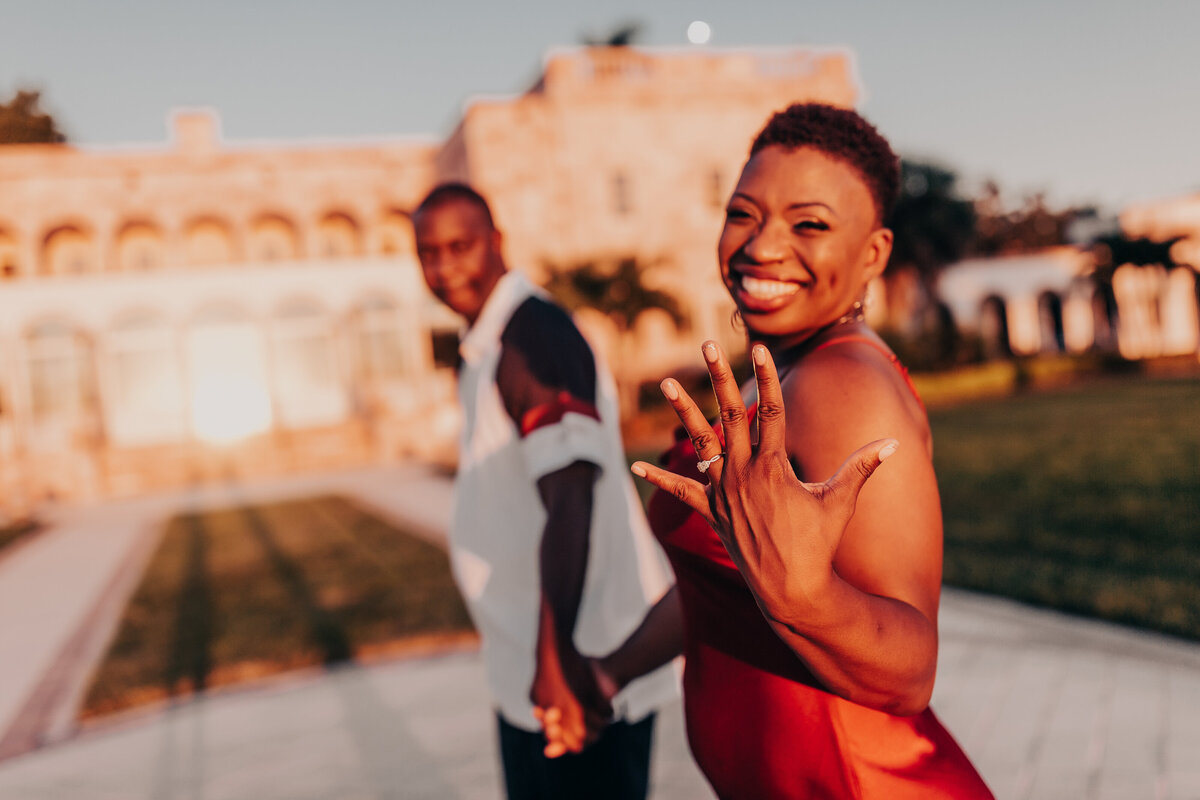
top-left (733, 272), bottom-right (804, 310)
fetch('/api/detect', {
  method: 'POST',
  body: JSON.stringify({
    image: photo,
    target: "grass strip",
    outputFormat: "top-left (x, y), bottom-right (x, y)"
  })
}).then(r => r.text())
top-left (81, 495), bottom-right (472, 719)
top-left (631, 371), bottom-right (1200, 642)
top-left (932, 374), bottom-right (1200, 641)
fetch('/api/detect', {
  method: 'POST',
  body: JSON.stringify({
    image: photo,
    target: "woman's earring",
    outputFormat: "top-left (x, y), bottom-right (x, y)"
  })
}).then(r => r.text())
top-left (836, 300), bottom-right (866, 326)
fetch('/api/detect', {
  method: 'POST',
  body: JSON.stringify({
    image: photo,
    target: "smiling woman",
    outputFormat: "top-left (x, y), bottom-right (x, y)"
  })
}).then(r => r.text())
top-left (541, 104), bottom-right (994, 800)
top-left (719, 146), bottom-right (890, 345)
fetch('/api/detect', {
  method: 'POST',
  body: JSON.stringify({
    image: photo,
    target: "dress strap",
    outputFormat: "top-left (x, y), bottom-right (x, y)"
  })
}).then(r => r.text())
top-left (811, 335), bottom-right (925, 410)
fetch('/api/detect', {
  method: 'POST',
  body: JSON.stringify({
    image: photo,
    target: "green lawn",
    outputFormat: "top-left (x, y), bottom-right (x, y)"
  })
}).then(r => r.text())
top-left (629, 370), bottom-right (1200, 643)
top-left (81, 495), bottom-right (473, 719)
top-left (932, 375), bottom-right (1200, 641)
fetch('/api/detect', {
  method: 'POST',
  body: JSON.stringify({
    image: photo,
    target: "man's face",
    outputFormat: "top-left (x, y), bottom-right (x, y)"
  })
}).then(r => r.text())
top-left (414, 199), bottom-right (504, 323)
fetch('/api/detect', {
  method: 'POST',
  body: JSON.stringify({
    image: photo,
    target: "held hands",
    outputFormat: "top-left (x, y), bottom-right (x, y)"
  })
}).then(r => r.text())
top-left (631, 341), bottom-right (898, 622)
top-left (530, 597), bottom-right (614, 758)
top-left (529, 653), bottom-right (588, 758)
top-left (533, 657), bottom-right (620, 758)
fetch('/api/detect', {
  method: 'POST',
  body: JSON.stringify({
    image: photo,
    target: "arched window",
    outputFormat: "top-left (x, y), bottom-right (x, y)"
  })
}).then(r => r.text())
top-left (42, 225), bottom-right (96, 276)
top-left (183, 217), bottom-right (237, 266)
top-left (185, 304), bottom-right (273, 442)
top-left (103, 311), bottom-right (186, 445)
top-left (114, 221), bottom-right (167, 272)
top-left (248, 214), bottom-right (300, 263)
top-left (269, 297), bottom-right (347, 428)
top-left (315, 212), bottom-right (362, 259)
top-left (352, 293), bottom-right (411, 380)
top-left (1036, 291), bottom-right (1065, 353)
top-left (1091, 284), bottom-right (1119, 353)
top-left (1162, 267), bottom-right (1199, 355)
top-left (979, 296), bottom-right (1012, 359)
top-left (1113, 264), bottom-right (1166, 359)
top-left (0, 228), bottom-right (18, 278)
top-left (378, 210), bottom-right (415, 256)
top-left (24, 318), bottom-right (94, 424)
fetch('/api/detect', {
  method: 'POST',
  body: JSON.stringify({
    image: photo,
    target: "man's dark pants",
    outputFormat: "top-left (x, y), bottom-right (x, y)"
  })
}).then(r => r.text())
top-left (497, 712), bottom-right (656, 800)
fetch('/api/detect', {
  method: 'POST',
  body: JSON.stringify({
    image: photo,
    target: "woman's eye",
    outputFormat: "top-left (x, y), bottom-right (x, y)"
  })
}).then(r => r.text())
top-left (793, 220), bottom-right (828, 232)
top-left (725, 208), bottom-right (752, 221)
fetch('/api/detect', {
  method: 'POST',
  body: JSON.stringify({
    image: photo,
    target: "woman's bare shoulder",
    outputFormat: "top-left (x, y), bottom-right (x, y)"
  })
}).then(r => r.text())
top-left (783, 339), bottom-right (909, 417)
top-left (781, 340), bottom-right (929, 471)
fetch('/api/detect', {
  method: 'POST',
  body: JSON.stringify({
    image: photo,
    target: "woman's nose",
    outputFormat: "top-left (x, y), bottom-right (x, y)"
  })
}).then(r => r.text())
top-left (741, 221), bottom-right (789, 264)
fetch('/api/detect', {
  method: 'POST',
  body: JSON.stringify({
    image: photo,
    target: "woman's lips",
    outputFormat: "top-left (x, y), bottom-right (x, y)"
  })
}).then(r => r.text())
top-left (735, 273), bottom-right (802, 311)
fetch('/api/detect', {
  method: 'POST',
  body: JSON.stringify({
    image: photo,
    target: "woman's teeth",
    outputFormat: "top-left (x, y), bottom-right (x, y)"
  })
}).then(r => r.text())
top-left (741, 275), bottom-right (800, 300)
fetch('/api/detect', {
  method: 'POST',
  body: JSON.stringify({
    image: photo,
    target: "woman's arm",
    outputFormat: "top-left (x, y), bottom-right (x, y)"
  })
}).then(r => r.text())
top-left (594, 586), bottom-right (683, 695)
top-left (632, 341), bottom-right (939, 716)
top-left (765, 342), bottom-right (941, 714)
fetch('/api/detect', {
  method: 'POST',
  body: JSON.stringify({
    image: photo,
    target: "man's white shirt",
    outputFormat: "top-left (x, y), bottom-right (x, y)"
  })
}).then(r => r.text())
top-left (450, 271), bottom-right (678, 731)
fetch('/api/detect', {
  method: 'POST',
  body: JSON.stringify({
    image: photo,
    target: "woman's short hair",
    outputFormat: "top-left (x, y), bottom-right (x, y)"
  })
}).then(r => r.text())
top-left (750, 104), bottom-right (900, 224)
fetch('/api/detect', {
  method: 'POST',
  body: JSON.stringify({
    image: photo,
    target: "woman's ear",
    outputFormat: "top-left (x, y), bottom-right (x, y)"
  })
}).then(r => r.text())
top-left (861, 227), bottom-right (894, 283)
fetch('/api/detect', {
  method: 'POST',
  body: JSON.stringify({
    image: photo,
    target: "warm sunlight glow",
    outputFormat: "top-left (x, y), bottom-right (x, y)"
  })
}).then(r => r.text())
top-left (186, 323), bottom-right (273, 444)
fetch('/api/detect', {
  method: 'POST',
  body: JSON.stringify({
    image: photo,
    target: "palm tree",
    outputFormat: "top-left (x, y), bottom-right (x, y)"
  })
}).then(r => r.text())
top-left (544, 257), bottom-right (686, 332)
top-left (545, 257), bottom-right (689, 413)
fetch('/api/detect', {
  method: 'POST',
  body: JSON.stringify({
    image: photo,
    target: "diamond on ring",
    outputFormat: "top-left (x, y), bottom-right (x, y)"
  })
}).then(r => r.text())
top-left (696, 453), bottom-right (724, 473)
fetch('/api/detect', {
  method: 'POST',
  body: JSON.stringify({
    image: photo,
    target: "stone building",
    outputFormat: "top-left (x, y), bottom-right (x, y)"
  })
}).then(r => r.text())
top-left (936, 248), bottom-right (1106, 358)
top-left (0, 46), bottom-right (858, 517)
top-left (935, 194), bottom-right (1200, 361)
top-left (437, 45), bottom-right (857, 385)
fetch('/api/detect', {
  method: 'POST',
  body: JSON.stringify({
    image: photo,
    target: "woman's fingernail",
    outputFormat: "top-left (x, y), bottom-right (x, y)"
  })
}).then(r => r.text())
top-left (630, 463), bottom-right (647, 477)
top-left (661, 379), bottom-right (679, 400)
top-left (702, 342), bottom-right (718, 363)
top-left (753, 344), bottom-right (767, 365)
top-left (879, 440), bottom-right (899, 461)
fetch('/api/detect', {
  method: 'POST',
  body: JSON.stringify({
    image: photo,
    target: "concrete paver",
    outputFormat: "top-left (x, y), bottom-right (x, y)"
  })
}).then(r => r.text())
top-left (0, 464), bottom-right (453, 761)
top-left (2, 463), bottom-right (1199, 799)
top-left (0, 650), bottom-right (710, 800)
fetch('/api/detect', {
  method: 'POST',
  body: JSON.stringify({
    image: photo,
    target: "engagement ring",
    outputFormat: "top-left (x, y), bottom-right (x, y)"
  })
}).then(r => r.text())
top-left (696, 453), bottom-right (724, 473)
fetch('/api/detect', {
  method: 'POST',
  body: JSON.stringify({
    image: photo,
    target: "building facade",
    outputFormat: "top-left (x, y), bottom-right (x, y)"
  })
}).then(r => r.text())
top-left (936, 195), bottom-right (1200, 361)
top-left (0, 46), bottom-right (859, 517)
top-left (438, 45), bottom-right (858, 384)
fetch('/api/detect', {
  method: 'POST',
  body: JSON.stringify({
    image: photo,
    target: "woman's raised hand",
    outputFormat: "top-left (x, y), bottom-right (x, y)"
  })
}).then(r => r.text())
top-left (631, 341), bottom-right (898, 615)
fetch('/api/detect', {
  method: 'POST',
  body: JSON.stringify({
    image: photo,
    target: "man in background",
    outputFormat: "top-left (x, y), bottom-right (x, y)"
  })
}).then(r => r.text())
top-left (412, 182), bottom-right (676, 799)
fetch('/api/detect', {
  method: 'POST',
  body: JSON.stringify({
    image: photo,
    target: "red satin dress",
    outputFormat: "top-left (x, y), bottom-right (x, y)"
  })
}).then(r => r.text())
top-left (647, 336), bottom-right (993, 799)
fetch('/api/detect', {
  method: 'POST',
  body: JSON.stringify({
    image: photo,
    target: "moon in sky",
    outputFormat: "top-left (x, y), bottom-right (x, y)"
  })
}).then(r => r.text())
top-left (687, 20), bottom-right (712, 45)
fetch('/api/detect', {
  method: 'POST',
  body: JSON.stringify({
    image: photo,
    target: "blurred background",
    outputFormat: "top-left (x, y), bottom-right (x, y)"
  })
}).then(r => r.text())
top-left (1, 1), bottom-right (1198, 796)
top-left (2, 0), bottom-right (1198, 516)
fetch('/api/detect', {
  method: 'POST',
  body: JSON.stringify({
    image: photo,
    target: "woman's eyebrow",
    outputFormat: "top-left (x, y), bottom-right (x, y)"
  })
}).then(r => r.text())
top-left (728, 194), bottom-right (840, 219)
top-left (786, 201), bottom-right (838, 218)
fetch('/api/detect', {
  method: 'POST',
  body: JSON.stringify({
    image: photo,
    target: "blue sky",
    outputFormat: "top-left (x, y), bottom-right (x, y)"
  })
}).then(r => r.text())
top-left (4, 0), bottom-right (1198, 212)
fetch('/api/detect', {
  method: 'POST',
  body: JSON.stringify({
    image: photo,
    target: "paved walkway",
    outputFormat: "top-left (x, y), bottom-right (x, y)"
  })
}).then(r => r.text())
top-left (1, 463), bottom-right (1199, 799)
